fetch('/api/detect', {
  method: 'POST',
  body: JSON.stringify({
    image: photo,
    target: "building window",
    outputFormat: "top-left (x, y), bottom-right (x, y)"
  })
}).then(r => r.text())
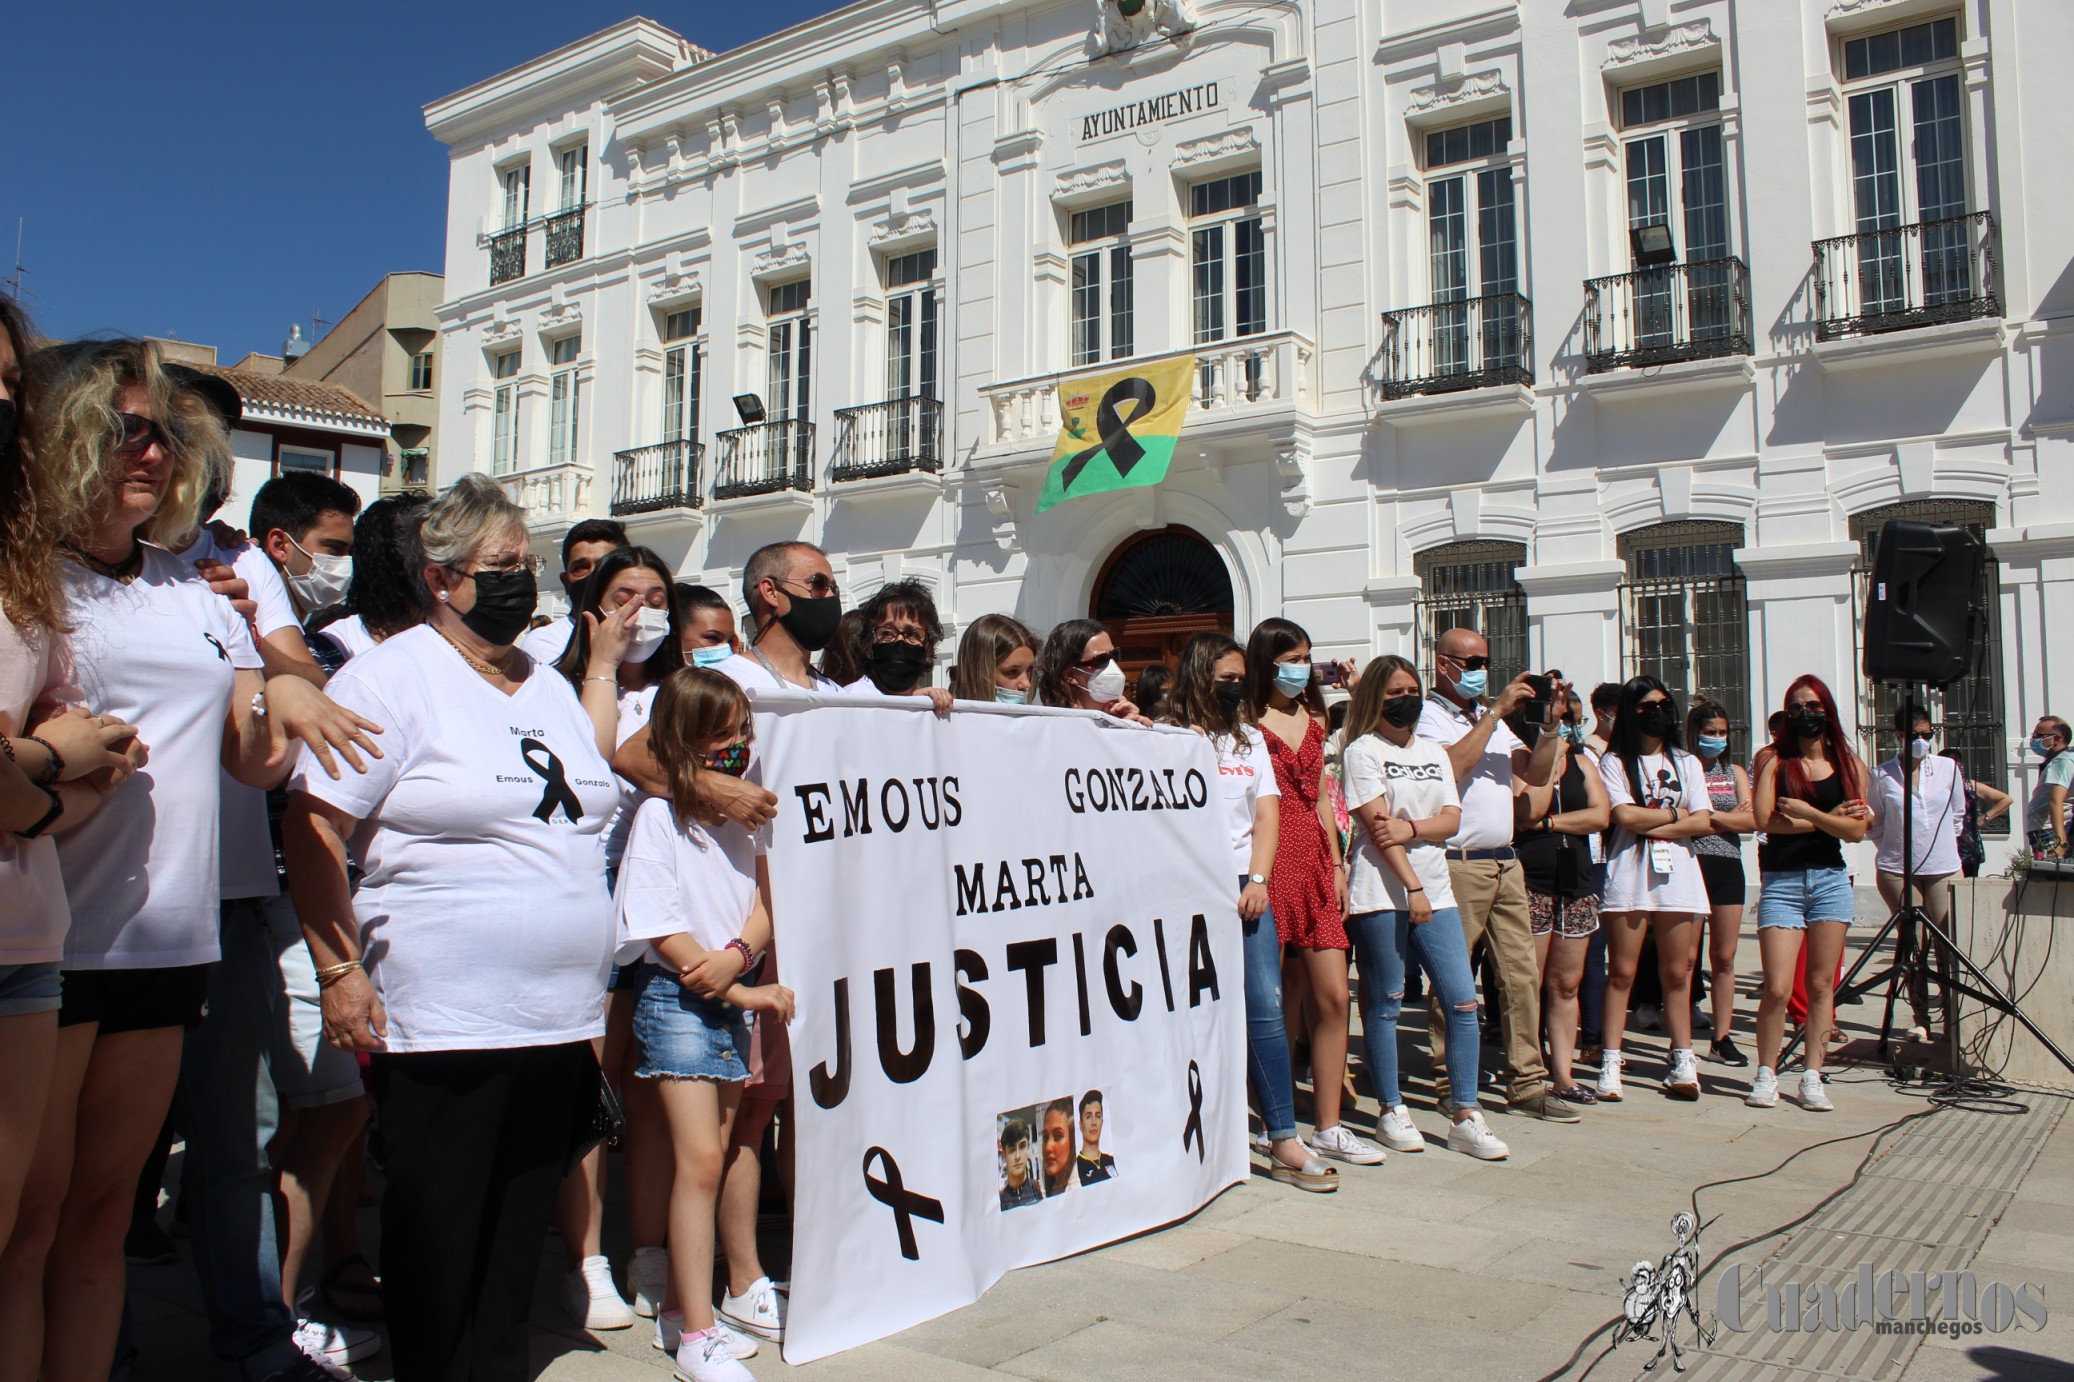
top-left (1619, 521), bottom-right (1750, 744)
top-left (490, 348), bottom-right (520, 475)
top-left (500, 163), bottom-right (530, 231)
top-left (1619, 71), bottom-right (1730, 349)
top-left (548, 334), bottom-right (580, 468)
top-left (1851, 499), bottom-right (2006, 826)
top-left (885, 249), bottom-right (939, 402)
top-left (557, 143), bottom-right (588, 211)
top-left (1189, 171), bottom-right (1266, 347)
top-left (1069, 200), bottom-right (1134, 367)
top-left (662, 309), bottom-right (702, 444)
top-left (1414, 540), bottom-right (1529, 691)
top-left (278, 445), bottom-right (334, 476)
top-left (1424, 116), bottom-right (1519, 374)
top-left (1842, 16), bottom-right (1970, 314)
top-left (766, 279), bottom-right (811, 423)
top-left (408, 352), bottom-right (433, 392)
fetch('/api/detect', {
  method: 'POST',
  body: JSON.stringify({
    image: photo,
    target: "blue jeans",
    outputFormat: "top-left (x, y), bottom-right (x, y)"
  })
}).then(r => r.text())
top-left (1240, 892), bottom-right (1299, 1143)
top-left (1347, 906), bottom-right (1482, 1113)
top-left (178, 899), bottom-right (295, 1367)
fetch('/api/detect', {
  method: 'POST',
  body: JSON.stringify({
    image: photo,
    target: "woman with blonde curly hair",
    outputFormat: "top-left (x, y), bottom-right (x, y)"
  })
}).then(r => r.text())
top-left (0, 338), bottom-right (380, 1382)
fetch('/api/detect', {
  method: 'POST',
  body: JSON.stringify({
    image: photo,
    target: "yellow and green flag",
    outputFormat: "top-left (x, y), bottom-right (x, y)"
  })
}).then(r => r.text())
top-left (1036, 354), bottom-right (1195, 513)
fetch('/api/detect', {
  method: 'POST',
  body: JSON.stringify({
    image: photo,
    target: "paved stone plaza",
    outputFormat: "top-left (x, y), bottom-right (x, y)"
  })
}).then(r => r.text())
top-left (128, 934), bottom-right (2071, 1382)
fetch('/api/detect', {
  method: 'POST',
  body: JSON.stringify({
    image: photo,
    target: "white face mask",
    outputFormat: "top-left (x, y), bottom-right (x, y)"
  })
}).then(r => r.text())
top-left (284, 537), bottom-right (352, 613)
top-left (624, 605), bottom-right (672, 663)
top-left (1081, 661), bottom-right (1128, 705)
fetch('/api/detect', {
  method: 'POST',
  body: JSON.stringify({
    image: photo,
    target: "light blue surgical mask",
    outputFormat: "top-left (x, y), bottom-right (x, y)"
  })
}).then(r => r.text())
top-left (1452, 668), bottom-right (1488, 700)
top-left (1559, 723), bottom-right (1587, 746)
top-left (995, 686), bottom-right (1029, 706)
top-left (1697, 734), bottom-right (1729, 758)
top-left (2033, 737), bottom-right (2056, 757)
top-left (691, 644), bottom-right (734, 668)
top-left (1273, 663), bottom-right (1312, 698)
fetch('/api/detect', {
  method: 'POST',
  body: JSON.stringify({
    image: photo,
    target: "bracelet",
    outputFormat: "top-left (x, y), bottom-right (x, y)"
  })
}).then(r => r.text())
top-left (0, 736), bottom-right (13, 761)
top-left (17, 787), bottom-right (64, 839)
top-left (23, 734), bottom-right (62, 787)
top-left (1406, 885), bottom-right (1425, 893)
top-left (313, 959), bottom-right (362, 985)
top-left (583, 675), bottom-right (617, 687)
top-left (724, 937), bottom-right (760, 974)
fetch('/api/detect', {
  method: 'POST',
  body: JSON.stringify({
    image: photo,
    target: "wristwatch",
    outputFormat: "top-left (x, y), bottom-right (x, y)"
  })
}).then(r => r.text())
top-left (1247, 872), bottom-right (1268, 886)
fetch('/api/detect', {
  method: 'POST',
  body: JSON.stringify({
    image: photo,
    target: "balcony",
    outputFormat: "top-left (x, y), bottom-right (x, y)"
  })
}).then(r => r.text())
top-left (1583, 257), bottom-right (1751, 373)
top-left (488, 228), bottom-right (527, 287)
top-left (1379, 294), bottom-right (1533, 399)
top-left (497, 463), bottom-right (590, 527)
top-left (714, 419), bottom-right (815, 501)
top-left (611, 440), bottom-right (703, 516)
top-left (544, 207), bottom-right (587, 269)
top-left (982, 330), bottom-right (1315, 452)
top-left (1813, 211), bottom-right (2000, 342)
top-left (831, 398), bottom-right (943, 482)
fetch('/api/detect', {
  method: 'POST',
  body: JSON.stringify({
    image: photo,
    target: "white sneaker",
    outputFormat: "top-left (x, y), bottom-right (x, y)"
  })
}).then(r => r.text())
top-left (1446, 1110), bottom-right (1509, 1161)
top-left (1799, 1070), bottom-right (1834, 1112)
top-left (1634, 1004), bottom-right (1661, 1033)
top-left (1376, 1105), bottom-right (1426, 1153)
top-left (656, 1314), bottom-right (757, 1359)
top-left (1595, 1048), bottom-right (1625, 1103)
top-left (629, 1245), bottom-right (668, 1319)
top-left (718, 1275), bottom-right (788, 1341)
top-left (674, 1328), bottom-right (755, 1382)
top-left (1308, 1124), bottom-right (1386, 1166)
top-left (1745, 1067), bottom-right (1779, 1108)
top-left (1664, 1049), bottom-right (1701, 1101)
top-left (293, 1317), bottom-right (380, 1367)
top-left (563, 1255), bottom-right (637, 1331)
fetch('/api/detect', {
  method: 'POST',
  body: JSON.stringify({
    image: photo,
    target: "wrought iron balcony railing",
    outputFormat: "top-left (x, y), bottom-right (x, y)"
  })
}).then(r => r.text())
top-left (831, 398), bottom-right (943, 481)
top-left (488, 228), bottom-right (527, 286)
top-left (611, 440), bottom-right (704, 515)
top-left (544, 207), bottom-right (587, 269)
top-left (714, 419), bottom-right (815, 500)
top-left (1583, 257), bottom-right (1752, 373)
top-left (1379, 293), bottom-right (1533, 399)
top-left (1813, 211), bottom-right (2000, 342)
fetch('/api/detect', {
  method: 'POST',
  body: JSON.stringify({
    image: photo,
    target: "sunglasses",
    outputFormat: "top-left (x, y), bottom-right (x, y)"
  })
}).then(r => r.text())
top-left (1443, 654), bottom-right (1491, 671)
top-left (782, 574), bottom-right (839, 599)
top-left (1075, 652), bottom-right (1117, 672)
top-left (116, 412), bottom-right (170, 456)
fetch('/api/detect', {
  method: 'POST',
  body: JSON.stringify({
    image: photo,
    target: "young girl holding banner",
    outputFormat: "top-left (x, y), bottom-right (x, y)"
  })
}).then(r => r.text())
top-left (615, 667), bottom-right (795, 1382)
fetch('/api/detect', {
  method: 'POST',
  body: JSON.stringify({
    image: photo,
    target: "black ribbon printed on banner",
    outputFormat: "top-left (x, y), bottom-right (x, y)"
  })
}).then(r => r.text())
top-left (1058, 375), bottom-right (1157, 491)
top-left (519, 738), bottom-right (583, 824)
top-left (1181, 1059), bottom-right (1205, 1163)
top-left (861, 1145), bottom-right (943, 1261)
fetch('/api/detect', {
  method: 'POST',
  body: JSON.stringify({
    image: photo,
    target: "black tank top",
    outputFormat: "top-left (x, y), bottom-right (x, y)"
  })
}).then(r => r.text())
top-left (1518, 749), bottom-right (1592, 894)
top-left (1758, 766), bottom-right (1848, 872)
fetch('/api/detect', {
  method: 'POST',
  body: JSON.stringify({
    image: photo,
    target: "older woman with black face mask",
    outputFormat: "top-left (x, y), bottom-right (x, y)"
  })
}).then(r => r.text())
top-left (842, 578), bottom-right (953, 714)
top-left (283, 474), bottom-right (621, 1382)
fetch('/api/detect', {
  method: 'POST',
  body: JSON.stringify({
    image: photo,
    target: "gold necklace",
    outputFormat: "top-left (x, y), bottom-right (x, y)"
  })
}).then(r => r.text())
top-left (434, 625), bottom-right (512, 677)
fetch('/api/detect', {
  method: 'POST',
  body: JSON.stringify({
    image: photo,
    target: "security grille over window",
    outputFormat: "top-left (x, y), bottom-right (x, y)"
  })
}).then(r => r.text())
top-left (1414, 540), bottom-right (1528, 690)
top-left (1851, 499), bottom-right (2006, 825)
top-left (1093, 529), bottom-right (1235, 620)
top-left (1619, 522), bottom-right (1749, 742)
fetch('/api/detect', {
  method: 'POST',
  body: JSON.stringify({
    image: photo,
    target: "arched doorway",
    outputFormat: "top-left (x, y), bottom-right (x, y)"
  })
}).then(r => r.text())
top-left (1091, 526), bottom-right (1235, 685)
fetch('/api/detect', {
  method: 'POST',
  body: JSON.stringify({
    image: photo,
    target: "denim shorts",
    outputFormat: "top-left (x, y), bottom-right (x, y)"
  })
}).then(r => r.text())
top-left (631, 963), bottom-right (750, 1081)
top-left (0, 961), bottom-right (62, 1018)
top-left (1756, 867), bottom-right (1855, 930)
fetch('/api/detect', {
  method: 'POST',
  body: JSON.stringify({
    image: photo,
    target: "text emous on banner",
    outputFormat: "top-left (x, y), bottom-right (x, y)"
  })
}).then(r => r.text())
top-left (754, 695), bottom-right (1246, 1362)
top-left (1036, 353), bottom-right (1197, 513)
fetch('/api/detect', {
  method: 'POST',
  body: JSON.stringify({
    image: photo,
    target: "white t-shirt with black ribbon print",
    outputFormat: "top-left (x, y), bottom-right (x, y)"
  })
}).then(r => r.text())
top-left (292, 624), bottom-right (618, 1052)
top-left (1598, 748), bottom-right (1711, 915)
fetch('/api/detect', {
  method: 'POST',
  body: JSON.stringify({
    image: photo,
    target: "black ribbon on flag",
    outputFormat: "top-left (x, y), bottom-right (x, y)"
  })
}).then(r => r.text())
top-left (1181, 1059), bottom-right (1205, 1163)
top-left (1058, 375), bottom-right (1158, 492)
top-left (861, 1145), bottom-right (943, 1261)
top-left (519, 738), bottom-right (583, 824)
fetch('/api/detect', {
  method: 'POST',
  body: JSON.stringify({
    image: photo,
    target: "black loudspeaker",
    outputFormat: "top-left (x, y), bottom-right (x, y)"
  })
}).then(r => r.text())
top-left (1862, 519), bottom-right (1984, 686)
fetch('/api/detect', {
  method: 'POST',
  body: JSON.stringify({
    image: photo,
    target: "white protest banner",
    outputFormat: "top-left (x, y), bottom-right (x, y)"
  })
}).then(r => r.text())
top-left (754, 692), bottom-right (1247, 1363)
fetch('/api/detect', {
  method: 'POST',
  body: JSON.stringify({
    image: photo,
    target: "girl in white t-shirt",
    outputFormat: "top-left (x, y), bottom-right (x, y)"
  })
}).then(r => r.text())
top-left (1594, 676), bottom-right (1716, 1104)
top-left (615, 667), bottom-right (794, 1382)
top-left (1340, 656), bottom-right (1508, 1162)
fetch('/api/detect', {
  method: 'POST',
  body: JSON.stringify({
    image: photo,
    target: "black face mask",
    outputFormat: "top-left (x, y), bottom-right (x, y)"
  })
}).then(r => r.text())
top-left (1634, 703), bottom-right (1675, 738)
top-left (1787, 708), bottom-right (1828, 739)
top-left (455, 566), bottom-right (537, 647)
top-left (772, 592), bottom-right (842, 653)
top-left (0, 400), bottom-right (18, 485)
top-left (1213, 681), bottom-right (1247, 713)
top-left (1382, 694), bottom-right (1425, 730)
top-left (865, 642), bottom-right (929, 694)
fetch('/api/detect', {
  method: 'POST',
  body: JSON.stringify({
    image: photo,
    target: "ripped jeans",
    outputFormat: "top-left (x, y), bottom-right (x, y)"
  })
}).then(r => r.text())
top-left (1347, 906), bottom-right (1482, 1113)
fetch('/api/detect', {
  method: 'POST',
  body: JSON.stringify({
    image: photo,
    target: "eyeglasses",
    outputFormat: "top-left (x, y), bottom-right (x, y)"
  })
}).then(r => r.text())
top-left (454, 554), bottom-right (545, 577)
top-left (1075, 652), bottom-right (1117, 672)
top-left (873, 626), bottom-right (926, 646)
top-left (1443, 653), bottom-right (1491, 671)
top-left (781, 574), bottom-right (839, 599)
top-left (115, 412), bottom-right (169, 456)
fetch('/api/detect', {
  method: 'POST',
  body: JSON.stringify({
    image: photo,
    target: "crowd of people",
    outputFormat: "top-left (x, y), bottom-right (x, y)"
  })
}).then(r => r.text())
top-left (2, 317), bottom-right (2070, 1382)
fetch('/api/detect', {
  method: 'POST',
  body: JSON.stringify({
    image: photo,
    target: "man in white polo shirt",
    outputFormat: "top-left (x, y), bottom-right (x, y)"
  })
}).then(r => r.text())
top-left (1417, 628), bottom-right (1578, 1124)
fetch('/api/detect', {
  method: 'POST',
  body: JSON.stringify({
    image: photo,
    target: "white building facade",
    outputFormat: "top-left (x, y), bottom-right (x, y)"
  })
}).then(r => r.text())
top-left (426, 0), bottom-right (2074, 869)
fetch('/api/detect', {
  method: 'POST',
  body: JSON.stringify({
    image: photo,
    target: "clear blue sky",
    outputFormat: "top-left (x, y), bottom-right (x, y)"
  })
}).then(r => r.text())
top-left (1, 2), bottom-right (842, 363)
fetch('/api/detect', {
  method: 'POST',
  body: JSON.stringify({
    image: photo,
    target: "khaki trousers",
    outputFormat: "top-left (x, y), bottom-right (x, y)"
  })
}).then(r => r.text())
top-left (1429, 858), bottom-right (1548, 1099)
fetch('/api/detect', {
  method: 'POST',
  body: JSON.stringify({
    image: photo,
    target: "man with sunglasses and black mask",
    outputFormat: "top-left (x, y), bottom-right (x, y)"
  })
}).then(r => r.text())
top-left (1417, 628), bottom-right (1578, 1124)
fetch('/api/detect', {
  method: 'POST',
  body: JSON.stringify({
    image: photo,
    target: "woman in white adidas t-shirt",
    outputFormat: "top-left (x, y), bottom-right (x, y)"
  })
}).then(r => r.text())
top-left (286, 475), bottom-right (618, 1381)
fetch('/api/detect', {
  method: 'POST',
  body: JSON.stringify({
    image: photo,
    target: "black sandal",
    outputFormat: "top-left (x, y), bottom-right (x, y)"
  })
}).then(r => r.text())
top-left (321, 1253), bottom-right (384, 1322)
